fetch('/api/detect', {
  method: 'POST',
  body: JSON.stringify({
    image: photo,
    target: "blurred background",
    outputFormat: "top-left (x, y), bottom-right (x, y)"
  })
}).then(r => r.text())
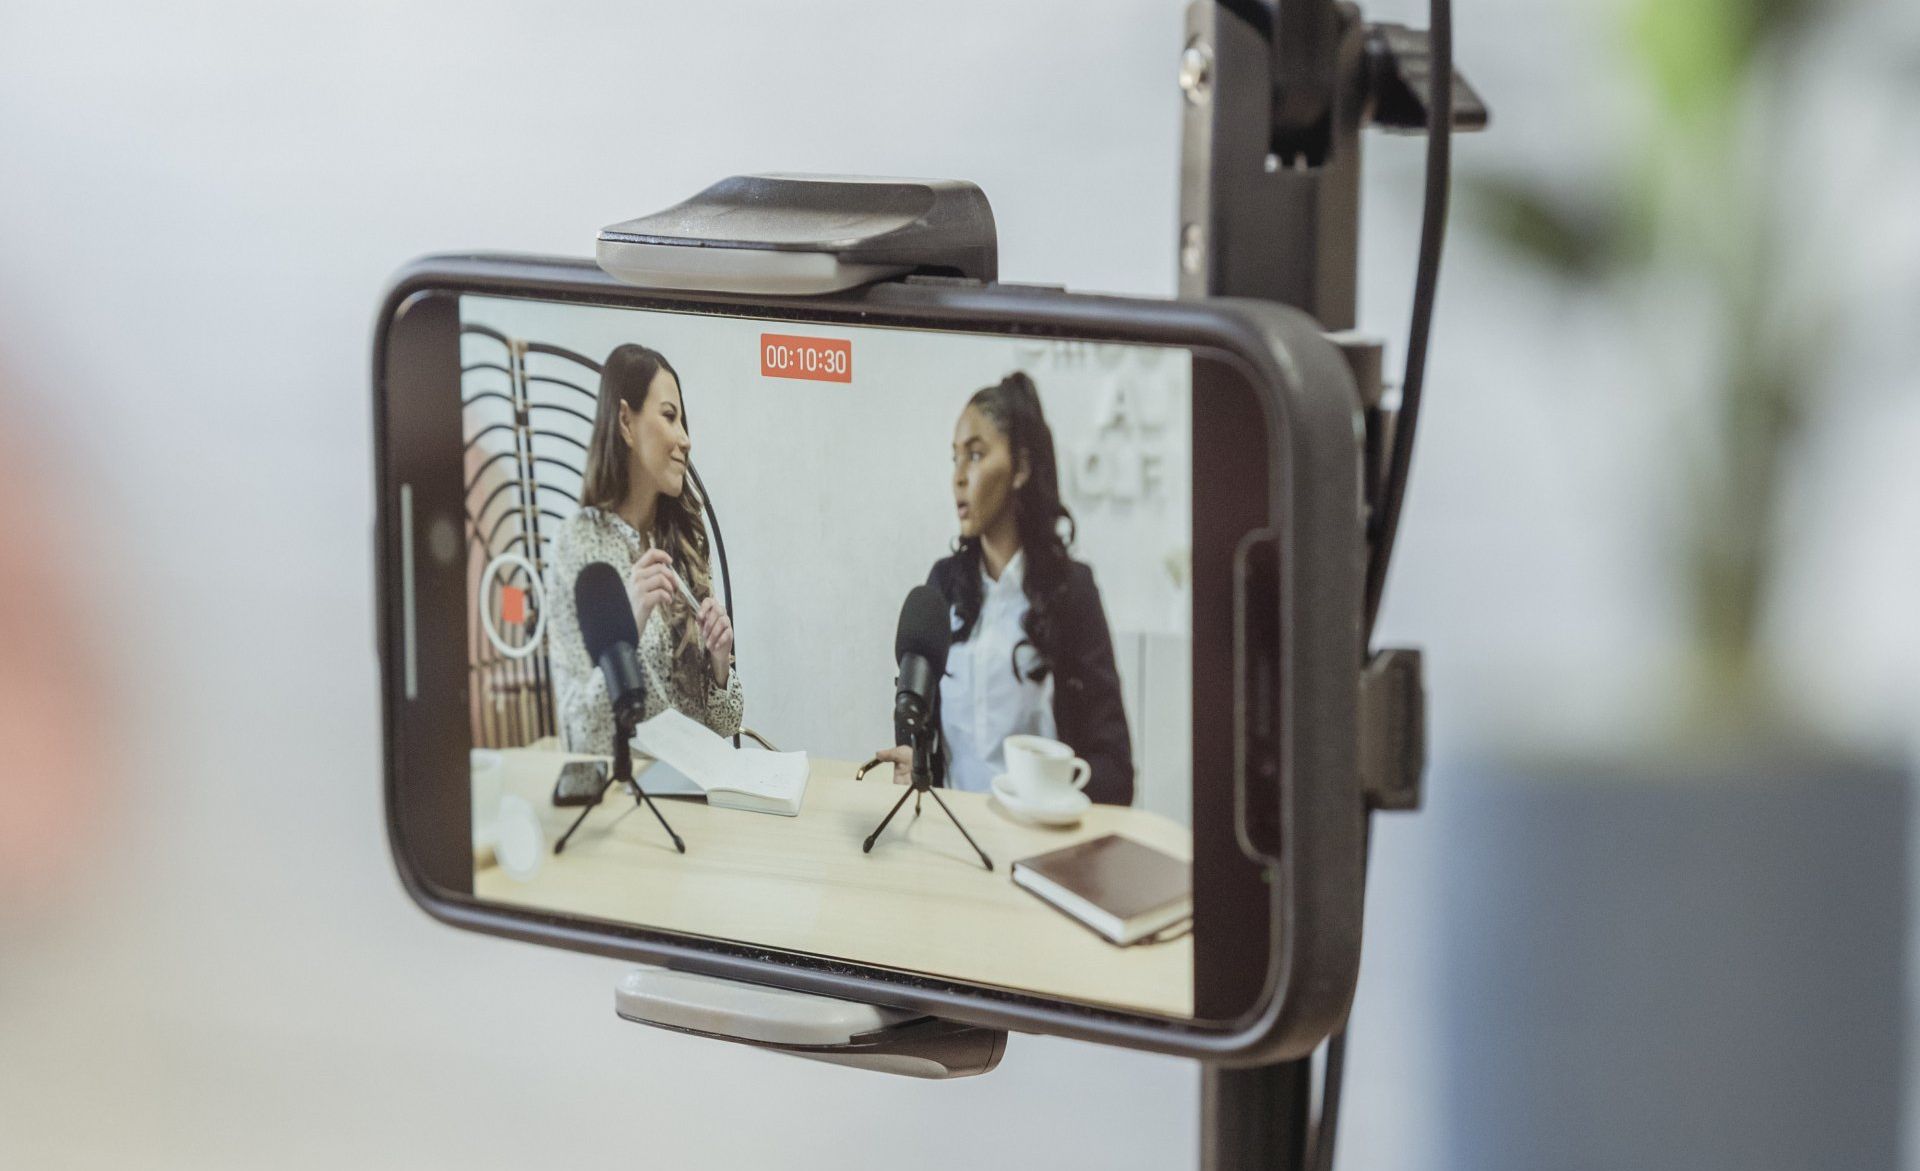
top-left (1, 0), bottom-right (1915, 1167)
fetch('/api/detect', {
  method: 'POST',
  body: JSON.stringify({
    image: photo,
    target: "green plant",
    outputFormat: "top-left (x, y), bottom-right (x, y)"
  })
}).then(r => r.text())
top-left (1465, 0), bottom-right (1843, 732)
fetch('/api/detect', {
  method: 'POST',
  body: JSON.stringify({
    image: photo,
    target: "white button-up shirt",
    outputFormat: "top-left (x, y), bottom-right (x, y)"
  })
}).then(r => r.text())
top-left (939, 551), bottom-right (1056, 793)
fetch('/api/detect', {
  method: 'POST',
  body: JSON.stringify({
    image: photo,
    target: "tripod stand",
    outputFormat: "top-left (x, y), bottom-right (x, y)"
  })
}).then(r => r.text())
top-left (862, 729), bottom-right (992, 871)
top-left (555, 714), bottom-right (686, 855)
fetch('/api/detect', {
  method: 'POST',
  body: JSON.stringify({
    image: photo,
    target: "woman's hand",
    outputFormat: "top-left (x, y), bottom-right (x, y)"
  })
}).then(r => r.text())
top-left (699, 597), bottom-right (734, 684)
top-left (626, 547), bottom-right (677, 635)
top-left (871, 745), bottom-right (912, 786)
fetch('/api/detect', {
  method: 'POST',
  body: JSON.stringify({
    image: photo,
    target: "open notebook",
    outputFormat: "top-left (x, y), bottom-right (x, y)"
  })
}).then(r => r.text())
top-left (629, 707), bottom-right (809, 817)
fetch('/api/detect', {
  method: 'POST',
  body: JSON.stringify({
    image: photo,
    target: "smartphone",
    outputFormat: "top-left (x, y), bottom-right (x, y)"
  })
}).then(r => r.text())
top-left (552, 760), bottom-right (613, 807)
top-left (375, 255), bottom-right (1368, 1063)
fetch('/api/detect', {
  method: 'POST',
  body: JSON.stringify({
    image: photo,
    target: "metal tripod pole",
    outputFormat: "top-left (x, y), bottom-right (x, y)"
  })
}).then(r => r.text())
top-left (1183, 2), bottom-right (1360, 1165)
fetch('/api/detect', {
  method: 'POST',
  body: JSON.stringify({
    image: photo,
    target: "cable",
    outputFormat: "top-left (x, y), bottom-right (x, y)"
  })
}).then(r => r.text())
top-left (1311, 5), bottom-right (1452, 1167)
top-left (1363, 0), bottom-right (1453, 639)
top-left (1310, 1031), bottom-right (1349, 1171)
top-left (1309, 816), bottom-right (1376, 1171)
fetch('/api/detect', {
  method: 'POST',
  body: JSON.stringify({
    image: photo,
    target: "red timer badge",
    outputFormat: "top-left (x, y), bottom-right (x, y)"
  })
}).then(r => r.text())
top-left (760, 333), bottom-right (852, 383)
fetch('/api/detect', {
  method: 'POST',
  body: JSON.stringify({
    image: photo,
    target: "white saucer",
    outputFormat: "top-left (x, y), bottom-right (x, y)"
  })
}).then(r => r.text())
top-left (990, 773), bottom-right (1090, 827)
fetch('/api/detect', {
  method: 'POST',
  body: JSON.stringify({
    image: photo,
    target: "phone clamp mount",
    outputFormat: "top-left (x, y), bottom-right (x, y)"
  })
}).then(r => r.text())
top-left (595, 172), bottom-right (1010, 1079)
top-left (597, 173), bottom-right (997, 295)
top-left (615, 967), bottom-right (1007, 1079)
top-left (589, 0), bottom-right (1476, 1129)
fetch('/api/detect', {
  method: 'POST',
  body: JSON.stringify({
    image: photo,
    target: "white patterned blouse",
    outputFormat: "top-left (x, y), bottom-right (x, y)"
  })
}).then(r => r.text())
top-left (544, 507), bottom-right (745, 752)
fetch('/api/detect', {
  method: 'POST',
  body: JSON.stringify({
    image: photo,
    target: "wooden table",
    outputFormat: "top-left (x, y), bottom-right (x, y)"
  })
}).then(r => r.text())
top-left (475, 746), bottom-right (1194, 1018)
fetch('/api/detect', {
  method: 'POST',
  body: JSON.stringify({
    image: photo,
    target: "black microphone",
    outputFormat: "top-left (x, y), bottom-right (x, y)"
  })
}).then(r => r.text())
top-left (558, 560), bottom-right (684, 856)
top-left (865, 583), bottom-right (991, 870)
top-left (894, 584), bottom-right (951, 734)
top-left (575, 561), bottom-right (648, 728)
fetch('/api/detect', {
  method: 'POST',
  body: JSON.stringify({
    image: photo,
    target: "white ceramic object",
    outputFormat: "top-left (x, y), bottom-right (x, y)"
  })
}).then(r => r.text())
top-left (990, 773), bottom-right (1090, 828)
top-left (471, 749), bottom-right (505, 853)
top-left (1002, 734), bottom-right (1092, 803)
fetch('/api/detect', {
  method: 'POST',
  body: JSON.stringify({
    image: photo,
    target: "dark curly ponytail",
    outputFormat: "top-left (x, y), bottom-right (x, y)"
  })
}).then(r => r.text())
top-left (950, 371), bottom-right (1075, 682)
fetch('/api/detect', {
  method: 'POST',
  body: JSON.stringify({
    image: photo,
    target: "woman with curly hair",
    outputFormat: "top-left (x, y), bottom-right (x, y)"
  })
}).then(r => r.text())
top-left (875, 371), bottom-right (1133, 805)
top-left (546, 343), bottom-right (743, 751)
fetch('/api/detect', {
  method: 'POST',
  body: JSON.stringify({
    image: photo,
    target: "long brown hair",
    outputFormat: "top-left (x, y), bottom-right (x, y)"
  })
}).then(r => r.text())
top-left (581, 343), bottom-right (713, 697)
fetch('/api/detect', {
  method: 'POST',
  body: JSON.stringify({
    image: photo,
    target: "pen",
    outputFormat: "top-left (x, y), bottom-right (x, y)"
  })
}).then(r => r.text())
top-left (648, 560), bottom-right (717, 662)
top-left (667, 564), bottom-right (702, 611)
top-left (664, 563), bottom-right (718, 661)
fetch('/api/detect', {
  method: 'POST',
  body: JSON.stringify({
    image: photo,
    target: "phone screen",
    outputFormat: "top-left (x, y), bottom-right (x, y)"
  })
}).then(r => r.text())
top-left (450, 293), bottom-right (1217, 1020)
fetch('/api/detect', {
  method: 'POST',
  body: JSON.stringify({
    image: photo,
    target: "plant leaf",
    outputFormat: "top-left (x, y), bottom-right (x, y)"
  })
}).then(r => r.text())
top-left (1458, 173), bottom-right (1626, 281)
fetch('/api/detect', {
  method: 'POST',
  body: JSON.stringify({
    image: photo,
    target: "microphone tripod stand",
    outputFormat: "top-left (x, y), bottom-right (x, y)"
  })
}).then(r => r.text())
top-left (555, 713), bottom-right (686, 855)
top-left (862, 728), bottom-right (992, 870)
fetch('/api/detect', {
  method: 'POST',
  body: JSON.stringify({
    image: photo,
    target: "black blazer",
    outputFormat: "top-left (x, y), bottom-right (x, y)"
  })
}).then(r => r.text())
top-left (897, 553), bottom-right (1135, 806)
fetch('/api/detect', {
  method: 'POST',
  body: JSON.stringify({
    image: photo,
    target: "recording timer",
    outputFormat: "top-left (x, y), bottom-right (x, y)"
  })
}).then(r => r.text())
top-left (760, 333), bottom-right (852, 383)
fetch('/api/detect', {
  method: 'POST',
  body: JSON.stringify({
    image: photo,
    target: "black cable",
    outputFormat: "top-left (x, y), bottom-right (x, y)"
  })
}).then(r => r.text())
top-left (1311, 1031), bottom-right (1349, 1171)
top-left (1308, 815), bottom-right (1377, 1170)
top-left (1311, 4), bottom-right (1452, 1168)
top-left (1363, 0), bottom-right (1453, 639)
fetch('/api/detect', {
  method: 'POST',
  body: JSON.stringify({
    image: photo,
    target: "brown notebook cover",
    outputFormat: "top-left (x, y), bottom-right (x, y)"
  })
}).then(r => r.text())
top-left (1011, 834), bottom-right (1193, 945)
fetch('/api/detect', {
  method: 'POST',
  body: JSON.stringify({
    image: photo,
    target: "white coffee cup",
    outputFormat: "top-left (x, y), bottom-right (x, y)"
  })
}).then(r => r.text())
top-left (1003, 734), bottom-right (1091, 803)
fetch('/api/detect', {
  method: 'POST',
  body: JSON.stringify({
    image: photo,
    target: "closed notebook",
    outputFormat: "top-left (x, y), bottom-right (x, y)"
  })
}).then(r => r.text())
top-left (1011, 834), bottom-right (1192, 946)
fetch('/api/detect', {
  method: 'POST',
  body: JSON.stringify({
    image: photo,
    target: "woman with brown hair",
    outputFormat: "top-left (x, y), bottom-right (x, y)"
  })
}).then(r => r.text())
top-left (546, 343), bottom-right (743, 751)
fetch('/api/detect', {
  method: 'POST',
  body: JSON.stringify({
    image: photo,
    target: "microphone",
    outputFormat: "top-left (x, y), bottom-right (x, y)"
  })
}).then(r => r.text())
top-left (894, 584), bottom-right (951, 734)
top-left (575, 561), bottom-right (648, 727)
top-left (558, 561), bottom-right (685, 856)
top-left (865, 584), bottom-right (990, 869)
